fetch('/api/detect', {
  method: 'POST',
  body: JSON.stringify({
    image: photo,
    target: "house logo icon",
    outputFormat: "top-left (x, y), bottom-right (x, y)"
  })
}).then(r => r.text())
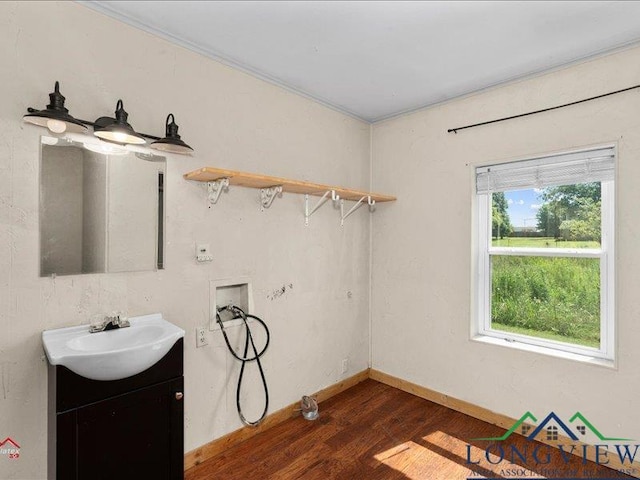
top-left (471, 411), bottom-right (632, 442)
top-left (466, 411), bottom-right (639, 475)
top-left (0, 437), bottom-right (20, 460)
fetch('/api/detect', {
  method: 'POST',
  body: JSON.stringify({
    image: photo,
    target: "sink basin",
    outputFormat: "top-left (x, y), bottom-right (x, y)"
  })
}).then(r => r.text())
top-left (42, 313), bottom-right (184, 381)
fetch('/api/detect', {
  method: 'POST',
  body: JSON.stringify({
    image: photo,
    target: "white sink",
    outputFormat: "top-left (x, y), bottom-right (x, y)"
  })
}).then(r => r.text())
top-left (42, 313), bottom-right (184, 381)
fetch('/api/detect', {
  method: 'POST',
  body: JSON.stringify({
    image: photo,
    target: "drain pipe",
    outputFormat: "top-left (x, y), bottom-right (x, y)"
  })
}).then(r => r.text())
top-left (299, 395), bottom-right (319, 421)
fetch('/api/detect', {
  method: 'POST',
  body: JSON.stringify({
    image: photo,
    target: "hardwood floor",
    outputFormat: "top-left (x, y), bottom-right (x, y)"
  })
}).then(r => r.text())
top-left (186, 379), bottom-right (635, 479)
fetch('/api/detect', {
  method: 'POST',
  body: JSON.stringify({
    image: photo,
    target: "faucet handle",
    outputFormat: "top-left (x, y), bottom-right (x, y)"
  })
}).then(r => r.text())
top-left (89, 314), bottom-right (107, 332)
top-left (112, 311), bottom-right (130, 328)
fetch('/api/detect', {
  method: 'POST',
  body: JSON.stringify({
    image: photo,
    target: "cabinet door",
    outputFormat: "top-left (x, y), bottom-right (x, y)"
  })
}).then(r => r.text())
top-left (75, 377), bottom-right (183, 480)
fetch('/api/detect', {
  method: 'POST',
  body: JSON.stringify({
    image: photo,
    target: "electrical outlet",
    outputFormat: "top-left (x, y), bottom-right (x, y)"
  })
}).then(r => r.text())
top-left (196, 327), bottom-right (208, 348)
top-left (341, 358), bottom-right (349, 374)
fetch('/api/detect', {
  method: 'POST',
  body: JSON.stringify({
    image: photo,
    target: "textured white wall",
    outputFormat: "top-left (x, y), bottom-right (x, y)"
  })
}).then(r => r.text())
top-left (0, 2), bottom-right (371, 478)
top-left (372, 45), bottom-right (640, 443)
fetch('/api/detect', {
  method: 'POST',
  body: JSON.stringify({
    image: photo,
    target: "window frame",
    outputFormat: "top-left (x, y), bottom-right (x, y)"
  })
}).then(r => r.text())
top-left (474, 147), bottom-right (615, 361)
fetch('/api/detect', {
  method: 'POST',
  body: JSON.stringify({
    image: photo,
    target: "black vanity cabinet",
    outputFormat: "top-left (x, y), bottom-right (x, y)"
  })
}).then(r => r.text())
top-left (48, 339), bottom-right (184, 480)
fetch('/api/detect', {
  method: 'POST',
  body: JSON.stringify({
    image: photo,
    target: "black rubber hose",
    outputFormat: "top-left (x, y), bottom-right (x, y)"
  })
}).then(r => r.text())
top-left (216, 305), bottom-right (270, 427)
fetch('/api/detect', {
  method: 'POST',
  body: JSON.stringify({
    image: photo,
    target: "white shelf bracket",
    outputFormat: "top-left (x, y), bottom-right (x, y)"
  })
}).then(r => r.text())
top-left (260, 185), bottom-right (283, 210)
top-left (207, 178), bottom-right (230, 207)
top-left (340, 195), bottom-right (375, 226)
top-left (304, 190), bottom-right (340, 226)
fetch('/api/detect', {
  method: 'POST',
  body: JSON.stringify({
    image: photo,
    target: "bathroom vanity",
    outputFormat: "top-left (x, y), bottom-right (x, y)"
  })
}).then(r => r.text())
top-left (43, 314), bottom-right (185, 480)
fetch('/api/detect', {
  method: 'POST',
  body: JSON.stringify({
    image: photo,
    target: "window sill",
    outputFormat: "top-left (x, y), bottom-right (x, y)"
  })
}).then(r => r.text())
top-left (471, 334), bottom-right (616, 370)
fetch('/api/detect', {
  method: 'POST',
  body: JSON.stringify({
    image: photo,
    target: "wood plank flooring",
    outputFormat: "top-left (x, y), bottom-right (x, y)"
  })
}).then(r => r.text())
top-left (186, 379), bottom-right (635, 480)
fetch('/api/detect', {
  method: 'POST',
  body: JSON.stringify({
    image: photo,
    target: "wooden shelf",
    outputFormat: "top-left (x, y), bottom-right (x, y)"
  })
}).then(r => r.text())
top-left (183, 167), bottom-right (397, 203)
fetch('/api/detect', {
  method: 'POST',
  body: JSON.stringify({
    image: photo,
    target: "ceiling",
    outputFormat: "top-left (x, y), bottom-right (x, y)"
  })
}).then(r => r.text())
top-left (83, 1), bottom-right (640, 123)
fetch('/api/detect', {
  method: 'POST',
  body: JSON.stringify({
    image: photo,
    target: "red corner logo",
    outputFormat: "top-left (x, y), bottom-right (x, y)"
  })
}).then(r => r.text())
top-left (0, 438), bottom-right (20, 449)
top-left (0, 437), bottom-right (20, 459)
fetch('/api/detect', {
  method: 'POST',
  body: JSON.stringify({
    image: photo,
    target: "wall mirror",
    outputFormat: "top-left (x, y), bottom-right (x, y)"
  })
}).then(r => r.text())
top-left (39, 135), bottom-right (166, 276)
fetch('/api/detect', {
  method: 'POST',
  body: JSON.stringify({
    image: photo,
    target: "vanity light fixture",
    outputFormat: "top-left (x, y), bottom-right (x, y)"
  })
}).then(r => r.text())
top-left (93, 99), bottom-right (146, 145)
top-left (24, 81), bottom-right (195, 154)
top-left (23, 81), bottom-right (88, 134)
top-left (150, 114), bottom-right (194, 155)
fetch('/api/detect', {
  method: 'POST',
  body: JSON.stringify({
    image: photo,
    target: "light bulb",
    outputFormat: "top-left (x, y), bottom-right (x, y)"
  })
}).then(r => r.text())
top-left (46, 119), bottom-right (67, 134)
top-left (113, 131), bottom-right (128, 143)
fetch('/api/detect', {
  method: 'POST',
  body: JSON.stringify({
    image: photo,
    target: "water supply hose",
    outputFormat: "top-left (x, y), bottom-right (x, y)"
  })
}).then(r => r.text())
top-left (216, 304), bottom-right (270, 427)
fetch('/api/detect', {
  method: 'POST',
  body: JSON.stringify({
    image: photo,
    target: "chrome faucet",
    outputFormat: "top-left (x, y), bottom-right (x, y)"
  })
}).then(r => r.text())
top-left (89, 314), bottom-right (131, 333)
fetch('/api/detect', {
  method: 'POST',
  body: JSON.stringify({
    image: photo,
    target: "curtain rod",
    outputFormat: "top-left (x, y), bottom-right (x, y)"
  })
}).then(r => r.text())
top-left (447, 83), bottom-right (640, 134)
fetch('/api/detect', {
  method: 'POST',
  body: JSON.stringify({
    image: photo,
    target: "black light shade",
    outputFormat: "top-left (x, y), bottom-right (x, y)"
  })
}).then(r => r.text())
top-left (93, 99), bottom-right (146, 145)
top-left (150, 114), bottom-right (194, 155)
top-left (23, 81), bottom-right (88, 134)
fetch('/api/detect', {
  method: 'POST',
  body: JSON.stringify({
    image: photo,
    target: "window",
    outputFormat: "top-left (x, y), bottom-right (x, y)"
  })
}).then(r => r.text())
top-left (547, 426), bottom-right (558, 441)
top-left (475, 146), bottom-right (615, 360)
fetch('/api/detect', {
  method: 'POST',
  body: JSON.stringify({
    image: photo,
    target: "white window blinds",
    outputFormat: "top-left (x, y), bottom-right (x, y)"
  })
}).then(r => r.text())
top-left (476, 147), bottom-right (615, 194)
